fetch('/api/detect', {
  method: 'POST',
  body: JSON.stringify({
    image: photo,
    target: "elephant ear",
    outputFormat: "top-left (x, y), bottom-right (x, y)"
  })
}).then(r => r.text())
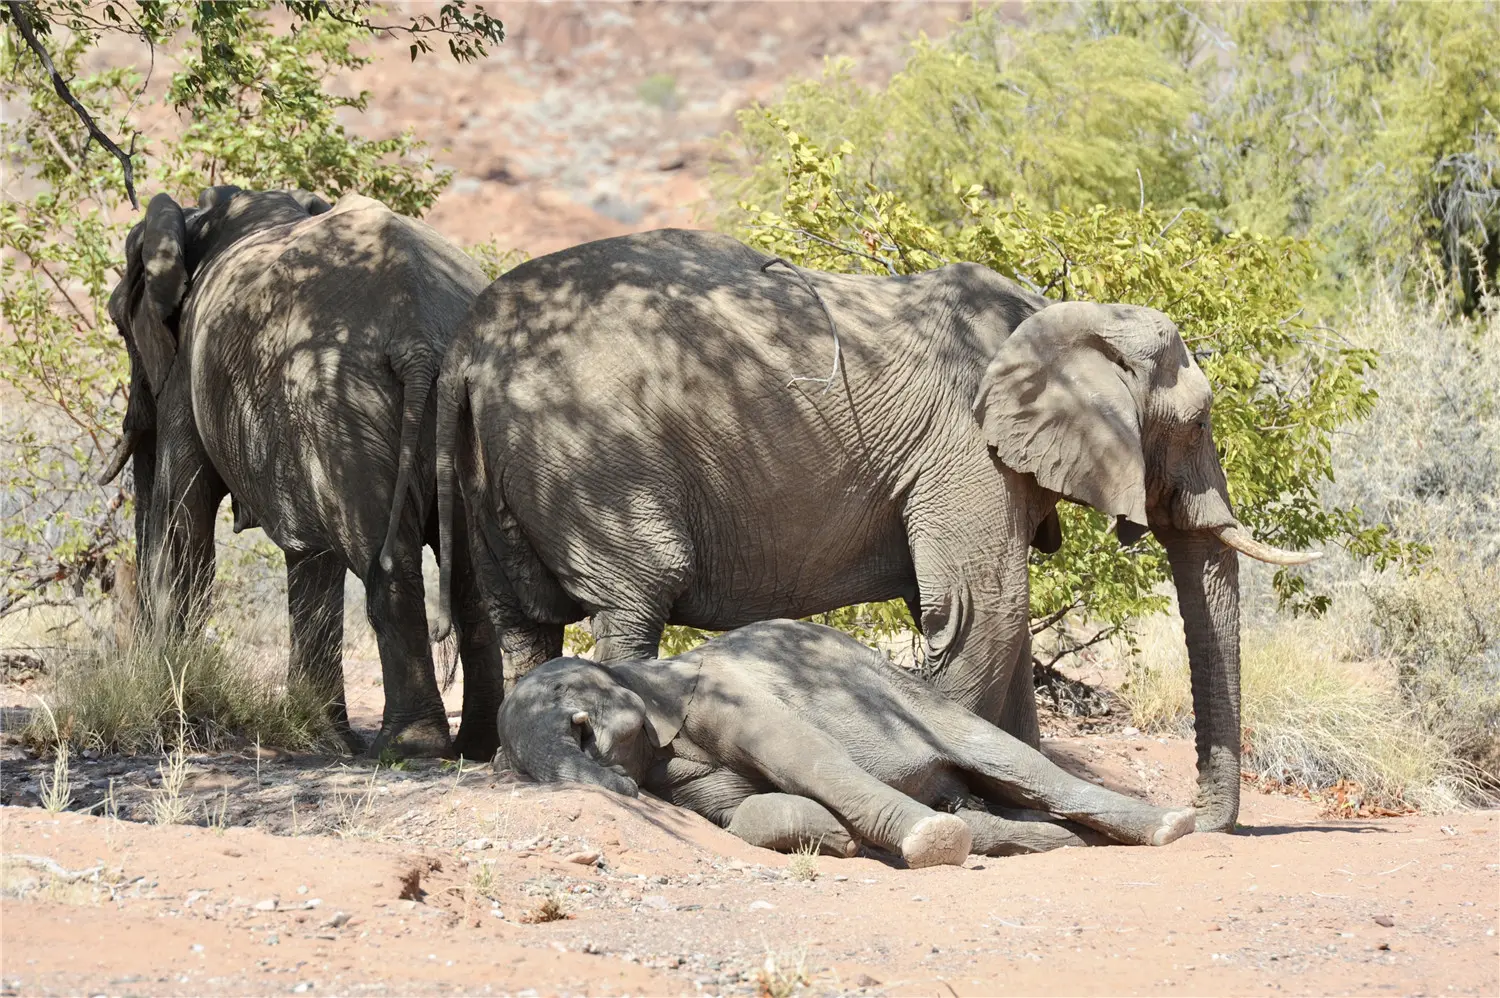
top-left (132, 193), bottom-right (190, 395)
top-left (287, 189), bottom-right (333, 215)
top-left (196, 184), bottom-right (243, 212)
top-left (610, 658), bottom-right (700, 749)
top-left (974, 301), bottom-right (1149, 535)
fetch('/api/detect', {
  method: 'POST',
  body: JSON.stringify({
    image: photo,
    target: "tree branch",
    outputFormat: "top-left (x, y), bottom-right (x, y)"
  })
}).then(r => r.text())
top-left (5, 0), bottom-right (139, 209)
top-left (745, 223), bottom-right (900, 276)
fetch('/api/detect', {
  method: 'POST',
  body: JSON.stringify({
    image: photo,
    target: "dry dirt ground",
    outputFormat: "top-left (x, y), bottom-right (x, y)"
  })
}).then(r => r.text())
top-left (3, 652), bottom-right (1497, 998)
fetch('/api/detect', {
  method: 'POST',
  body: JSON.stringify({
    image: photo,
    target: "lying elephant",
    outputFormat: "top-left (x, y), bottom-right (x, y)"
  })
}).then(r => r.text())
top-left (499, 620), bottom-right (1194, 867)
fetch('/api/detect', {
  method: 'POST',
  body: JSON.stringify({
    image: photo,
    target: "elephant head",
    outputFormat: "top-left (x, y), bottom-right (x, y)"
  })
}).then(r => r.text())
top-left (975, 301), bottom-right (1318, 832)
top-left (498, 657), bottom-right (667, 797)
top-left (102, 186), bottom-right (332, 634)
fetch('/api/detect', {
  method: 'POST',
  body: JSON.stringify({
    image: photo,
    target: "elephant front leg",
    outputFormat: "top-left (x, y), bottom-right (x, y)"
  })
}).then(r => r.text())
top-left (905, 490), bottom-right (1033, 729)
top-left (286, 550), bottom-right (361, 753)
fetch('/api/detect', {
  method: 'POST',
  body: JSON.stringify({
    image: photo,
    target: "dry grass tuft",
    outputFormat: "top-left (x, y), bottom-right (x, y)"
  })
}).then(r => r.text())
top-left (31, 698), bottom-right (73, 813)
top-left (1120, 609), bottom-right (1488, 811)
top-left (786, 840), bottom-right (820, 882)
top-left (21, 628), bottom-right (334, 755)
top-left (519, 894), bottom-right (569, 924)
top-left (755, 949), bottom-right (811, 998)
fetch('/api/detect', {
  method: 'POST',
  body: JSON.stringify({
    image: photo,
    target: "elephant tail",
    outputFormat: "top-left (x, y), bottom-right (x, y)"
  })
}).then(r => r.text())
top-left (378, 356), bottom-right (438, 575)
top-left (430, 365), bottom-right (467, 643)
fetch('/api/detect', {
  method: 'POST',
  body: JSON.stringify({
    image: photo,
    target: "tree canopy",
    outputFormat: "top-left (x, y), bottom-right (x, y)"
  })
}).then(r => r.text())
top-left (0, 1), bottom-right (501, 617)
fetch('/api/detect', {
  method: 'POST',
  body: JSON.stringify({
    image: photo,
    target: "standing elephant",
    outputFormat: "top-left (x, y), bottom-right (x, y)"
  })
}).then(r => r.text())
top-left (103, 186), bottom-right (502, 758)
top-left (499, 620), bottom-right (1196, 866)
top-left (429, 228), bottom-right (1315, 830)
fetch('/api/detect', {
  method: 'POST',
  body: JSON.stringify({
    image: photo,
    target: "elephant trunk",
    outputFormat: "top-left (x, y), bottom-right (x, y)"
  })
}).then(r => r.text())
top-left (1159, 525), bottom-right (1242, 833)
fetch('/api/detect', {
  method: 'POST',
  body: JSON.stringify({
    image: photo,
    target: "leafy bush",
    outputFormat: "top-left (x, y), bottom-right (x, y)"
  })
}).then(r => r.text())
top-left (725, 2), bottom-right (1500, 311)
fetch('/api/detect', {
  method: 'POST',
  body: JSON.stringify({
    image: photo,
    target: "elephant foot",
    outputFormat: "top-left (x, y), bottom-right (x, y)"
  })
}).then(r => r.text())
top-left (334, 723), bottom-right (369, 756)
top-left (451, 725), bottom-right (500, 765)
top-left (369, 716), bottom-right (454, 760)
top-left (900, 814), bottom-right (972, 869)
top-left (1151, 808), bottom-right (1196, 846)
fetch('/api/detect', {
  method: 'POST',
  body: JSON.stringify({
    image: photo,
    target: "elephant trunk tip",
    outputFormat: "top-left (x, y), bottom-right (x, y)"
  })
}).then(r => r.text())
top-left (97, 429), bottom-right (140, 486)
top-left (1210, 522), bottom-right (1321, 566)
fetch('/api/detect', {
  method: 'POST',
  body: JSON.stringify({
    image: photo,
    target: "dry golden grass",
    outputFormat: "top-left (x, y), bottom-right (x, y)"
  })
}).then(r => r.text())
top-left (1120, 599), bottom-right (1489, 811)
top-left (518, 893), bottom-right (569, 924)
top-left (21, 627), bottom-right (334, 756)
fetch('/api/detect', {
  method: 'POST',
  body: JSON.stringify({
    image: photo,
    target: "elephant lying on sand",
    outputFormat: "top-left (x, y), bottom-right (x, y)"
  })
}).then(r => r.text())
top-left (499, 620), bottom-right (1195, 867)
top-left (103, 186), bottom-right (501, 757)
top-left (428, 227), bottom-right (1316, 831)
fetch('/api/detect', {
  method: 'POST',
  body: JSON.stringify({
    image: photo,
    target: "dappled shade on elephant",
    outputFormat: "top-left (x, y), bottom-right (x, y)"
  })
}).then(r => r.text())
top-left (498, 620), bottom-right (1196, 866)
top-left (427, 228), bottom-right (1316, 832)
top-left (104, 186), bottom-right (505, 758)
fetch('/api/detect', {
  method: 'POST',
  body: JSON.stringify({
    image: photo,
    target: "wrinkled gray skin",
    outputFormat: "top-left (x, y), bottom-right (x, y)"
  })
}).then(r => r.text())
top-left (501, 621), bottom-right (1197, 866)
top-left (104, 186), bottom-right (502, 758)
top-left (430, 229), bottom-right (1316, 832)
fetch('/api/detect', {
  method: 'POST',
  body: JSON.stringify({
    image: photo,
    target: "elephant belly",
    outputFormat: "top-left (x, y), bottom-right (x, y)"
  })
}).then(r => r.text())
top-left (669, 516), bottom-right (916, 629)
top-left (193, 334), bottom-right (398, 559)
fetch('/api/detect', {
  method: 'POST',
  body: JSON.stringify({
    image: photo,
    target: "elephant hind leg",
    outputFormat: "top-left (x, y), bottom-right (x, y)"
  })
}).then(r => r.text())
top-left (364, 549), bottom-right (452, 759)
top-left (957, 807), bottom-right (1108, 856)
top-left (727, 793), bottom-right (859, 857)
top-left (285, 549), bottom-right (361, 753)
top-left (951, 721), bottom-right (1196, 846)
top-left (591, 608), bottom-right (667, 663)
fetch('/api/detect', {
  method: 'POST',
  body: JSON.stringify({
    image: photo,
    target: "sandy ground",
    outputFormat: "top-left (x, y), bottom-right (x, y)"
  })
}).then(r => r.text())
top-left (3, 652), bottom-right (1497, 997)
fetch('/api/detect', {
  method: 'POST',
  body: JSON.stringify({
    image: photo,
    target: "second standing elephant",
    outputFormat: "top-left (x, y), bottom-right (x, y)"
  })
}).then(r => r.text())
top-left (105, 187), bottom-right (502, 757)
top-left (428, 229), bottom-right (1315, 829)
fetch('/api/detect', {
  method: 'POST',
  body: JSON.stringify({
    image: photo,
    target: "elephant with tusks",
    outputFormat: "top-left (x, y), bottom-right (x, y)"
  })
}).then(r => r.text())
top-left (424, 228), bottom-right (1317, 831)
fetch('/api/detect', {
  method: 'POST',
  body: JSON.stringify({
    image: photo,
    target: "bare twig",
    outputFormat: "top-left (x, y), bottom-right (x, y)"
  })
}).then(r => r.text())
top-left (1152, 208), bottom-right (1188, 245)
top-left (1030, 602), bottom-right (1081, 636)
top-left (29, 257), bottom-right (95, 332)
top-left (5, 0), bottom-right (140, 208)
top-left (746, 223), bottom-right (899, 276)
top-left (764, 257), bottom-right (843, 393)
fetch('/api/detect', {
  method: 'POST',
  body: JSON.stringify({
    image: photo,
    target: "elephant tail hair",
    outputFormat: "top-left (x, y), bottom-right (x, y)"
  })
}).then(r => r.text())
top-left (430, 366), bottom-right (467, 643)
top-left (378, 358), bottom-right (438, 576)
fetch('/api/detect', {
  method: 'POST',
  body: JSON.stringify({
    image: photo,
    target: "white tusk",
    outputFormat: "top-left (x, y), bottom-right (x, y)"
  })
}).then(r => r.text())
top-left (97, 429), bottom-right (140, 486)
top-left (571, 711), bottom-right (589, 726)
top-left (1210, 523), bottom-right (1323, 566)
